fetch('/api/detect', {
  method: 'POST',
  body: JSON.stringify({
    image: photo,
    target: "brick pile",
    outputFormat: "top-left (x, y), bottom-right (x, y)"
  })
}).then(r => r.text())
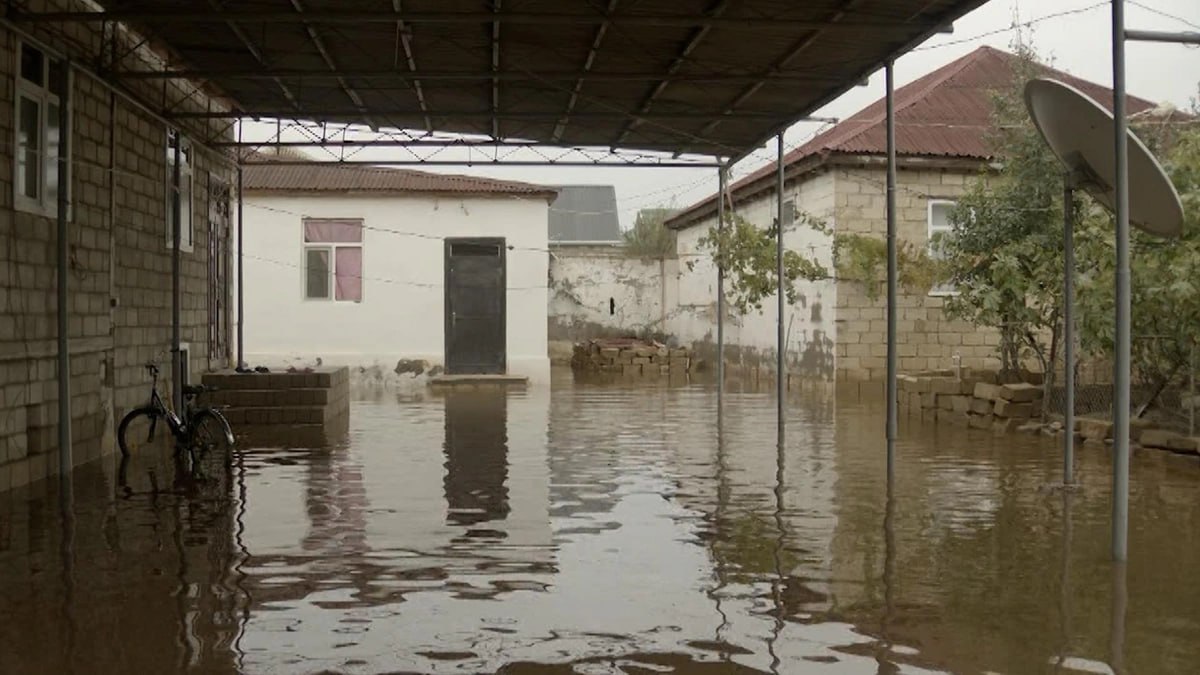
top-left (571, 338), bottom-right (692, 377)
top-left (899, 371), bottom-right (1043, 433)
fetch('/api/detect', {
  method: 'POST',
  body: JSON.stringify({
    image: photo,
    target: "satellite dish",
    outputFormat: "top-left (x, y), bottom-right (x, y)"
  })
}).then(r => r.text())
top-left (1024, 77), bottom-right (1184, 238)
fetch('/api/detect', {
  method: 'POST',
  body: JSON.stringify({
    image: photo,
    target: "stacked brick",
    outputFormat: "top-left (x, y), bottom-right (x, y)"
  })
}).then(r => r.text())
top-left (571, 338), bottom-right (692, 377)
top-left (899, 371), bottom-right (1043, 433)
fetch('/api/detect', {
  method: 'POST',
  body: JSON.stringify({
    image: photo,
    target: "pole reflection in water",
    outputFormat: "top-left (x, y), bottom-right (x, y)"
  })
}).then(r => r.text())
top-left (1111, 561), bottom-right (1127, 675)
top-left (1057, 491), bottom-right (1074, 669)
top-left (876, 475), bottom-right (897, 675)
top-left (443, 390), bottom-right (511, 528)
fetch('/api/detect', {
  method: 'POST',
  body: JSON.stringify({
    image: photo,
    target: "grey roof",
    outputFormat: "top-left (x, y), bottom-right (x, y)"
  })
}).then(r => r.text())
top-left (549, 186), bottom-right (622, 243)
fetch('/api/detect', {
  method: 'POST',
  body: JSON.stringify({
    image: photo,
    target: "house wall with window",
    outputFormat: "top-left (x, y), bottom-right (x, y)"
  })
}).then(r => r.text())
top-left (240, 192), bottom-right (551, 385)
top-left (833, 163), bottom-right (1001, 385)
top-left (0, 11), bottom-right (235, 493)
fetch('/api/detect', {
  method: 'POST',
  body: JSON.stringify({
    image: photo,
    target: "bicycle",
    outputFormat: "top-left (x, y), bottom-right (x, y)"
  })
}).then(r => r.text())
top-left (118, 362), bottom-right (236, 477)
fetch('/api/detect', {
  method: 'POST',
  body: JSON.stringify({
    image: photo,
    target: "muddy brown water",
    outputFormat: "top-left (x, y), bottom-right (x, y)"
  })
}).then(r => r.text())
top-left (2, 374), bottom-right (1198, 674)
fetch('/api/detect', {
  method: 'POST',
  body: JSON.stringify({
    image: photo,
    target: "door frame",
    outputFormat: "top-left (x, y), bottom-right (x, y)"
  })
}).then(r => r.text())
top-left (443, 237), bottom-right (507, 374)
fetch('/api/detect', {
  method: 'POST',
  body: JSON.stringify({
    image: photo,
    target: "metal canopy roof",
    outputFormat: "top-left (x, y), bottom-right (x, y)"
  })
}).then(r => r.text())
top-left (14, 0), bottom-right (989, 164)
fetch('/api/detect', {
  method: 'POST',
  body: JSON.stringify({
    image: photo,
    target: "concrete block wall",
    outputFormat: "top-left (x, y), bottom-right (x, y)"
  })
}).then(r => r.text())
top-left (0, 9), bottom-right (235, 493)
top-left (547, 244), bottom-right (669, 342)
top-left (833, 164), bottom-right (1001, 384)
top-left (669, 169), bottom-right (838, 381)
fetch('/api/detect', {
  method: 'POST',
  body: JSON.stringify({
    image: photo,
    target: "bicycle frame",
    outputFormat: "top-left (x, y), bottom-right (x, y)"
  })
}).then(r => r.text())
top-left (144, 365), bottom-right (186, 440)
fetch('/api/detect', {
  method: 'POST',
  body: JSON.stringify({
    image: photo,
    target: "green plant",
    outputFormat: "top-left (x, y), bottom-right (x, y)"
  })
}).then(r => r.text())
top-left (622, 207), bottom-right (676, 258)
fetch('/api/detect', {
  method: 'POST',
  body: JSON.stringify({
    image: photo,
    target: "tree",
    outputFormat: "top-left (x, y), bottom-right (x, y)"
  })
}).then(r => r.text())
top-left (622, 207), bottom-right (677, 258)
top-left (940, 45), bottom-right (1078, 406)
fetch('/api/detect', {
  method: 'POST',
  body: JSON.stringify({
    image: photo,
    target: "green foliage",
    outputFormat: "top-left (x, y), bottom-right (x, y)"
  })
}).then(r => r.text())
top-left (1074, 122), bottom-right (1200, 389)
top-left (696, 210), bottom-right (941, 315)
top-left (940, 45), bottom-right (1073, 384)
top-left (697, 212), bottom-right (827, 314)
top-left (622, 207), bottom-right (676, 258)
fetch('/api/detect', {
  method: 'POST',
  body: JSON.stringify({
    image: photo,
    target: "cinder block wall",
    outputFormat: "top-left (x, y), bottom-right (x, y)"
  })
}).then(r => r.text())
top-left (833, 164), bottom-right (1001, 384)
top-left (0, 7), bottom-right (234, 491)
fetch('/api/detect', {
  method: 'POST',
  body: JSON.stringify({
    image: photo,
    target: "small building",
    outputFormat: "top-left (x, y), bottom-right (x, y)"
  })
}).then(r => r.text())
top-left (241, 159), bottom-right (557, 384)
top-left (665, 46), bottom-right (1158, 386)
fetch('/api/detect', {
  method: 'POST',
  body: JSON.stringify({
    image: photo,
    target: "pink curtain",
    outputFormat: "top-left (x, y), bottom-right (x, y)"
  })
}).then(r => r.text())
top-left (335, 247), bottom-right (363, 302)
top-left (304, 219), bottom-right (362, 243)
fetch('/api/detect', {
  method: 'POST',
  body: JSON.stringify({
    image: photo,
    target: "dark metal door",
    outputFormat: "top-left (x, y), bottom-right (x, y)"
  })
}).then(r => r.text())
top-left (445, 238), bottom-right (506, 374)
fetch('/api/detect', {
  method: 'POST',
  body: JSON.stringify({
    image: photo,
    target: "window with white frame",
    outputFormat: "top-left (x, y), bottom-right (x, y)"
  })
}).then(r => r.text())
top-left (303, 219), bottom-right (364, 302)
top-left (928, 199), bottom-right (957, 295)
top-left (14, 41), bottom-right (69, 216)
top-left (166, 129), bottom-right (194, 251)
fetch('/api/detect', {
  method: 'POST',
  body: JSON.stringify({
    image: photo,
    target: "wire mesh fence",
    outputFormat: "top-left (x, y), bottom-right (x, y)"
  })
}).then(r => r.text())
top-left (1044, 336), bottom-right (1199, 436)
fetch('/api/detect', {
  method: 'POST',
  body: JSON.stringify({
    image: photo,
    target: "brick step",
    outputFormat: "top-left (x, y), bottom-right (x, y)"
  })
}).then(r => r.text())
top-left (203, 388), bottom-right (335, 407)
top-left (203, 369), bottom-right (348, 391)
top-left (220, 405), bottom-right (343, 426)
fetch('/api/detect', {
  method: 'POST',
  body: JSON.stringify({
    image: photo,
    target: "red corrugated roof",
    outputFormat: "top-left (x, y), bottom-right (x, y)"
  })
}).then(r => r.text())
top-left (242, 153), bottom-right (557, 198)
top-left (667, 46), bottom-right (1160, 229)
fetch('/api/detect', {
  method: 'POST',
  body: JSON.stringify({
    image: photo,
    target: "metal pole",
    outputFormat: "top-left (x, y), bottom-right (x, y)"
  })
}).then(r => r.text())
top-left (885, 61), bottom-right (898, 478)
top-left (717, 165), bottom-right (726, 401)
top-left (1124, 29), bottom-right (1200, 45)
top-left (1111, 0), bottom-right (1131, 563)
top-left (236, 162), bottom-right (245, 369)
top-left (56, 61), bottom-right (72, 475)
top-left (1063, 182), bottom-right (1075, 486)
top-left (1190, 341), bottom-right (1195, 437)
top-left (171, 132), bottom-right (183, 413)
top-left (776, 133), bottom-right (786, 441)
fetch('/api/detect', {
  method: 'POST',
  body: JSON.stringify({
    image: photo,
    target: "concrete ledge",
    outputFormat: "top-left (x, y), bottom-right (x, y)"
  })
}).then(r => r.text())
top-left (429, 374), bottom-right (529, 389)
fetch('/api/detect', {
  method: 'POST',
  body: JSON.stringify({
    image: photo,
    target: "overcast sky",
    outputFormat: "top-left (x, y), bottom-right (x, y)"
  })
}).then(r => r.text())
top-left (248, 0), bottom-right (1199, 229)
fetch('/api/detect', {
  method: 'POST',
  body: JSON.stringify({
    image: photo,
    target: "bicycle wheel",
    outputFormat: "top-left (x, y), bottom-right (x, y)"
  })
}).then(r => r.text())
top-left (118, 406), bottom-right (171, 457)
top-left (187, 408), bottom-right (235, 478)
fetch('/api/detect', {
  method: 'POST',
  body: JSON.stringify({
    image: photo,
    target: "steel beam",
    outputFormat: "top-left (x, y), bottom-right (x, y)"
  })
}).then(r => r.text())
top-left (776, 133), bottom-right (786, 442)
top-left (614, 0), bottom-right (728, 146)
top-left (237, 158), bottom-right (722, 168)
top-left (393, 0), bottom-right (432, 132)
top-left (717, 165), bottom-right (727, 403)
top-left (167, 109), bottom-right (808, 120)
top-left (1125, 29), bottom-right (1200, 45)
top-left (56, 61), bottom-right (72, 476)
top-left (885, 61), bottom-right (898, 477)
top-left (236, 162), bottom-right (245, 369)
top-left (554, 0), bottom-right (618, 142)
top-left (11, 9), bottom-right (939, 30)
top-left (1063, 181), bottom-right (1076, 486)
top-left (170, 134), bottom-right (183, 414)
top-left (1111, 0), bottom-right (1131, 563)
top-left (212, 139), bottom-right (716, 153)
top-left (111, 68), bottom-right (852, 84)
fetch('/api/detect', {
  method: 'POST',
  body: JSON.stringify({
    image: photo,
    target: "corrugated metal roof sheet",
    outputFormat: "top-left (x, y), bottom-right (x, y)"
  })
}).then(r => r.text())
top-left (20, 0), bottom-right (992, 159)
top-left (667, 46), bottom-right (1161, 228)
top-left (243, 153), bottom-right (556, 198)
top-left (548, 186), bottom-right (622, 242)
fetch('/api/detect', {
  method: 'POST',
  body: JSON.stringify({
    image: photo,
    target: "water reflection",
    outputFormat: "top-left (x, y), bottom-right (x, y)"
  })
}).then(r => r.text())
top-left (0, 380), bottom-right (1197, 673)
top-left (443, 391), bottom-right (510, 527)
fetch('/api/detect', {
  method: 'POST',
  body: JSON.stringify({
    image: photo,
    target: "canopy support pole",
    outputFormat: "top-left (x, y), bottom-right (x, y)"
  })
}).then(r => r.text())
top-left (170, 134), bottom-right (183, 413)
top-left (236, 159), bottom-right (245, 369)
top-left (1111, 0), bottom-right (1130, 563)
top-left (885, 61), bottom-right (898, 480)
top-left (776, 133), bottom-right (786, 442)
top-left (56, 60), bottom-right (72, 475)
top-left (717, 164), bottom-right (727, 407)
top-left (1063, 179), bottom-right (1076, 487)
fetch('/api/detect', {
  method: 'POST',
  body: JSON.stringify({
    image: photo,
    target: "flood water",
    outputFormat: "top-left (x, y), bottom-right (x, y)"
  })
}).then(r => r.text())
top-left (2, 373), bottom-right (1199, 674)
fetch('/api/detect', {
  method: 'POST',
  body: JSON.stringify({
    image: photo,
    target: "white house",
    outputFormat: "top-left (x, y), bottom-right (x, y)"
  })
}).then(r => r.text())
top-left (241, 158), bottom-right (557, 384)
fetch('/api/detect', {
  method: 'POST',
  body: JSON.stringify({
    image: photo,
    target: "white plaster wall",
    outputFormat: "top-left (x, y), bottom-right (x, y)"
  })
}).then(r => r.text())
top-left (241, 193), bottom-right (551, 384)
top-left (547, 245), bottom-right (667, 339)
top-left (669, 170), bottom-right (838, 379)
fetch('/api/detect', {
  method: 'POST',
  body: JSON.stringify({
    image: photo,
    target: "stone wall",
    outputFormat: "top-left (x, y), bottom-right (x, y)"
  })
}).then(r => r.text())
top-left (548, 244), bottom-right (669, 343)
top-left (0, 8), bottom-right (234, 492)
top-left (832, 162), bottom-right (1001, 385)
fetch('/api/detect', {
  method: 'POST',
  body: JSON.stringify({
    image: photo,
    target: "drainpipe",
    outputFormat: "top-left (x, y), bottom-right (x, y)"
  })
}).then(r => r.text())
top-left (171, 133), bottom-right (182, 413)
top-left (56, 61), bottom-right (72, 475)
